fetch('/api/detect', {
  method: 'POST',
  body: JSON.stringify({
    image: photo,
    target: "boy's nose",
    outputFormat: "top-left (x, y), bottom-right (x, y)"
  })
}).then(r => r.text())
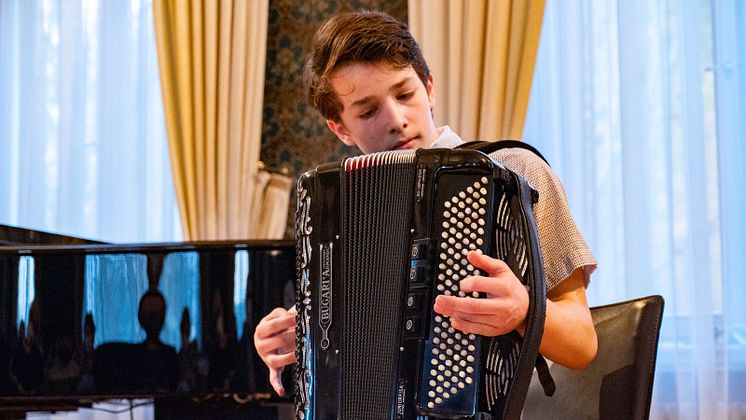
top-left (389, 121), bottom-right (408, 135)
top-left (386, 103), bottom-right (408, 134)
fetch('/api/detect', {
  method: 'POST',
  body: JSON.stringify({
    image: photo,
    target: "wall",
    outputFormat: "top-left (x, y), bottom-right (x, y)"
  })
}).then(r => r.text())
top-left (260, 0), bottom-right (407, 235)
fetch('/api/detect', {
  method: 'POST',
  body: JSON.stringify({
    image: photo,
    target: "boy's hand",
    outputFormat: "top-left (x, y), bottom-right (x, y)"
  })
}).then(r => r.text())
top-left (254, 306), bottom-right (297, 396)
top-left (433, 250), bottom-right (529, 336)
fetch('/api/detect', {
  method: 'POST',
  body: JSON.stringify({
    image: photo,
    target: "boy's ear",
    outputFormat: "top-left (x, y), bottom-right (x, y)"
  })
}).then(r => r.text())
top-left (426, 73), bottom-right (436, 109)
top-left (326, 119), bottom-right (355, 147)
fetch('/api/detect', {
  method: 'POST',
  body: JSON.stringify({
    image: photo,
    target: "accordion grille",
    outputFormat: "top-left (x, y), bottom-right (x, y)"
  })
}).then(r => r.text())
top-left (483, 191), bottom-right (532, 412)
top-left (341, 159), bottom-right (416, 419)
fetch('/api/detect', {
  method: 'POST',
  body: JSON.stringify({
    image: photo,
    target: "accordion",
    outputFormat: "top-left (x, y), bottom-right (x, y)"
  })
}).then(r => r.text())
top-left (294, 148), bottom-right (546, 420)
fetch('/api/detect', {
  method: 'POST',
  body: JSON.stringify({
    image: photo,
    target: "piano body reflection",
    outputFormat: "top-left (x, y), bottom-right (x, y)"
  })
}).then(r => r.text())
top-left (0, 230), bottom-right (295, 417)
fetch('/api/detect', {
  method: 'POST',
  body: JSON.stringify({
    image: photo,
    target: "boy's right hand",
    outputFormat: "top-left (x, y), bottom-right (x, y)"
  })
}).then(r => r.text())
top-left (254, 306), bottom-right (298, 396)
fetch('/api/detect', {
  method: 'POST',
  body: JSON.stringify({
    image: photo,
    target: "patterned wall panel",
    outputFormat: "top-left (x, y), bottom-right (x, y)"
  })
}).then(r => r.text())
top-left (260, 0), bottom-right (407, 236)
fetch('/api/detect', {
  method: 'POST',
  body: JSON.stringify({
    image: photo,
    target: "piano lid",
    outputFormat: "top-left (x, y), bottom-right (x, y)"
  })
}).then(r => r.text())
top-left (0, 224), bottom-right (105, 246)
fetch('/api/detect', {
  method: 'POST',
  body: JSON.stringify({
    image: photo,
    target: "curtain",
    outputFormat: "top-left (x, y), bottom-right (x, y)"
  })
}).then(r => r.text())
top-left (249, 170), bottom-right (293, 239)
top-left (408, 0), bottom-right (545, 141)
top-left (524, 0), bottom-right (746, 417)
top-left (0, 0), bottom-right (181, 243)
top-left (153, 0), bottom-right (282, 241)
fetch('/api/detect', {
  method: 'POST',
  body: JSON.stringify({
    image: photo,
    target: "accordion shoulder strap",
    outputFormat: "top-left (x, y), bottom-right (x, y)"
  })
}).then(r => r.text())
top-left (535, 353), bottom-right (556, 396)
top-left (460, 139), bottom-right (558, 400)
top-left (456, 140), bottom-right (550, 167)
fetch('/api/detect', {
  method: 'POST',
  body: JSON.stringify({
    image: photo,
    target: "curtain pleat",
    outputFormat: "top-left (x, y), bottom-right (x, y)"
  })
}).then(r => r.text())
top-left (249, 172), bottom-right (293, 240)
top-left (154, 0), bottom-right (285, 240)
top-left (409, 0), bottom-right (545, 141)
top-left (240, 4), bottom-right (270, 236)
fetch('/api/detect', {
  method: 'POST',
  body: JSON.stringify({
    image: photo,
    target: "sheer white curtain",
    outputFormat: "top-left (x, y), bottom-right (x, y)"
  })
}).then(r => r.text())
top-left (525, 0), bottom-right (746, 418)
top-left (0, 0), bottom-right (180, 243)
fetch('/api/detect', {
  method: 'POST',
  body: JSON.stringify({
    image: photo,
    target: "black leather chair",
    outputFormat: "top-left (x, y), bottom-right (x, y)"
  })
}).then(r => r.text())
top-left (523, 295), bottom-right (664, 420)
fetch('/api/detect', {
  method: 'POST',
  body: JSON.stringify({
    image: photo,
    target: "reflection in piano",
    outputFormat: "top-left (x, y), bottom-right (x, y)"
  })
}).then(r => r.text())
top-left (0, 239), bottom-right (295, 417)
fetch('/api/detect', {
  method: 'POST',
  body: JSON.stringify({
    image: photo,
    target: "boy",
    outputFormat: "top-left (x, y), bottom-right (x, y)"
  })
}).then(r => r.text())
top-left (254, 10), bottom-right (598, 397)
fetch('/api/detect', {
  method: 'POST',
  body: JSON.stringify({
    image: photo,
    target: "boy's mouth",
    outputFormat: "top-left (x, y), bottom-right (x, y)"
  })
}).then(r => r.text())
top-left (394, 136), bottom-right (418, 150)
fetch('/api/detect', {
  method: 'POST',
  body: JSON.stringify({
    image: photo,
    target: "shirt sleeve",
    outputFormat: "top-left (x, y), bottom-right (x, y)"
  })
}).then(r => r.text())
top-left (490, 148), bottom-right (597, 291)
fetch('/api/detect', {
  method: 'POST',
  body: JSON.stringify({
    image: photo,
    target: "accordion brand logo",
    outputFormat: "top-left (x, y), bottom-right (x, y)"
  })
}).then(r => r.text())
top-left (319, 242), bottom-right (333, 350)
top-left (415, 165), bottom-right (427, 202)
top-left (396, 379), bottom-right (407, 416)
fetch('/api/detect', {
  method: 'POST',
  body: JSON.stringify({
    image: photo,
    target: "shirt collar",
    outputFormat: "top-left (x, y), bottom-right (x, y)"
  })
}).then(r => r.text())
top-left (429, 125), bottom-right (465, 149)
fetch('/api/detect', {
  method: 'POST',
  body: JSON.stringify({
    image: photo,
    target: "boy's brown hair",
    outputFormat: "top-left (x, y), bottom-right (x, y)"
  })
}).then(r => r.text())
top-left (304, 10), bottom-right (430, 122)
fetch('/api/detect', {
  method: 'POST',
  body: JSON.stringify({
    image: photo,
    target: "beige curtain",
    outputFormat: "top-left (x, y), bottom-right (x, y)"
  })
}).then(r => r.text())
top-left (409, 0), bottom-right (545, 141)
top-left (154, 0), bottom-right (288, 240)
top-left (249, 170), bottom-right (294, 239)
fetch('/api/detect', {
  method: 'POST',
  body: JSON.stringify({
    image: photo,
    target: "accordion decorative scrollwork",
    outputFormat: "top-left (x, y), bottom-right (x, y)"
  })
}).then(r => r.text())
top-left (294, 177), bottom-right (313, 419)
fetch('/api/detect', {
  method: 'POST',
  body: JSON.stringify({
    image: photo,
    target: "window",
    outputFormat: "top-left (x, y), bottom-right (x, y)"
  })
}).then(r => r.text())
top-left (0, 0), bottom-right (180, 243)
top-left (525, 1), bottom-right (746, 416)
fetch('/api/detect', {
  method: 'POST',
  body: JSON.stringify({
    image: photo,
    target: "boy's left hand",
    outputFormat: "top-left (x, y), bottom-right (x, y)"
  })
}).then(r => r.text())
top-left (433, 250), bottom-right (529, 336)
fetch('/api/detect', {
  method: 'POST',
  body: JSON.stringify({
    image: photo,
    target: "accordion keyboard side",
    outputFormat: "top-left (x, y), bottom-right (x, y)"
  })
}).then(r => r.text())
top-left (409, 169), bottom-right (495, 418)
top-left (409, 155), bottom-right (547, 420)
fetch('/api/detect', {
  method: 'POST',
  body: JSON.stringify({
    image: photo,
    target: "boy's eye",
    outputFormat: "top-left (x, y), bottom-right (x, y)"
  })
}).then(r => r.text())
top-left (359, 108), bottom-right (376, 119)
top-left (397, 91), bottom-right (415, 100)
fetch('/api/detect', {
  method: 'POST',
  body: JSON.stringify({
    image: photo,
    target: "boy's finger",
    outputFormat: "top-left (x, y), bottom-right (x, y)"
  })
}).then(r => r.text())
top-left (466, 251), bottom-right (512, 278)
top-left (459, 275), bottom-right (519, 297)
top-left (256, 314), bottom-right (296, 339)
top-left (265, 307), bottom-right (291, 320)
top-left (450, 316), bottom-right (501, 336)
top-left (255, 330), bottom-right (296, 356)
top-left (267, 313), bottom-right (297, 331)
top-left (434, 294), bottom-right (499, 315)
top-left (265, 351), bottom-right (297, 370)
top-left (269, 368), bottom-right (285, 396)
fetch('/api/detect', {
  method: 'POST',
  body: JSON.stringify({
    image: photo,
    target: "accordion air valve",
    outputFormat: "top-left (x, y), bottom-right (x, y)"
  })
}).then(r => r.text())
top-left (295, 148), bottom-right (546, 420)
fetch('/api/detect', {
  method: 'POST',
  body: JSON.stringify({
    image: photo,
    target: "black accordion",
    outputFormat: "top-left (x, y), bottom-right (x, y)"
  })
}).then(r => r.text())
top-left (294, 148), bottom-right (546, 420)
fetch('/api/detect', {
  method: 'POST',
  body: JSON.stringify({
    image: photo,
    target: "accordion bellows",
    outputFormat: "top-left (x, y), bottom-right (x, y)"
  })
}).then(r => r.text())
top-left (294, 148), bottom-right (546, 420)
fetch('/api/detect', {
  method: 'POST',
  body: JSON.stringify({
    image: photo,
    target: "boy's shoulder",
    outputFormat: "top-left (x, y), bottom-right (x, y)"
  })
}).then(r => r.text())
top-left (457, 140), bottom-right (549, 166)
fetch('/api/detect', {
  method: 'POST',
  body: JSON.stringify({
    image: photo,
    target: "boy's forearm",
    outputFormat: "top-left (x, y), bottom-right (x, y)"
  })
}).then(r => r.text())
top-left (519, 269), bottom-right (598, 370)
top-left (535, 296), bottom-right (597, 369)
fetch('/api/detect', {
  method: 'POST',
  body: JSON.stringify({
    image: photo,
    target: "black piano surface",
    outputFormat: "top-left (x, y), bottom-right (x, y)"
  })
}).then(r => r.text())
top-left (0, 224), bottom-right (105, 246)
top-left (0, 236), bottom-right (295, 417)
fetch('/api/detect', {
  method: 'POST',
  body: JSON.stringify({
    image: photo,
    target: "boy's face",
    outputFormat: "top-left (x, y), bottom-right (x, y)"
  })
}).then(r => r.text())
top-left (326, 62), bottom-right (438, 154)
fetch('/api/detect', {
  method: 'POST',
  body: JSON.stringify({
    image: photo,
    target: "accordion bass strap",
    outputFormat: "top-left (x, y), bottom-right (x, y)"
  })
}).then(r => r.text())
top-left (500, 170), bottom-right (550, 420)
top-left (461, 140), bottom-right (557, 400)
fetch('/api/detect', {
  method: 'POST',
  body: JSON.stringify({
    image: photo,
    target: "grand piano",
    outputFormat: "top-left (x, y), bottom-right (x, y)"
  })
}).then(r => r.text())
top-left (0, 225), bottom-right (295, 418)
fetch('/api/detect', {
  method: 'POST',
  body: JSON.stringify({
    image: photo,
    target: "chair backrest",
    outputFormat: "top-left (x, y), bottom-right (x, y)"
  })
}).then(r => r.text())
top-left (523, 295), bottom-right (664, 420)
